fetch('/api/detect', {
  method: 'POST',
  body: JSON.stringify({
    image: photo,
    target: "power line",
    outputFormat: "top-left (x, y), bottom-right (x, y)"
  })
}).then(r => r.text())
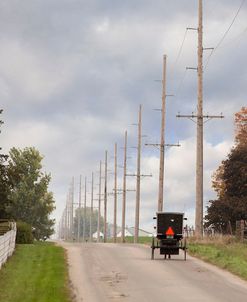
top-left (171, 26), bottom-right (197, 97)
top-left (205, 0), bottom-right (246, 69)
top-left (170, 28), bottom-right (189, 91)
top-left (173, 29), bottom-right (188, 68)
top-left (215, 25), bottom-right (247, 50)
top-left (215, 0), bottom-right (246, 51)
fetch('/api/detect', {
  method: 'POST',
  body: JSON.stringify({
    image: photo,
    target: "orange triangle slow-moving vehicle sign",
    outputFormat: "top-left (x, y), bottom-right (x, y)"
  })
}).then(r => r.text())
top-left (166, 226), bottom-right (174, 236)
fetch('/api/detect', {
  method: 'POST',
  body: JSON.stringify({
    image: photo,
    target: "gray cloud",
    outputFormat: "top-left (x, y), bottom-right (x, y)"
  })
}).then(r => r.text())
top-left (1, 0), bottom-right (246, 231)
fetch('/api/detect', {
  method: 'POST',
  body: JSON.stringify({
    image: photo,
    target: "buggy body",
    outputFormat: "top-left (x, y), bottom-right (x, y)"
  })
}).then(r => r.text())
top-left (151, 212), bottom-right (187, 260)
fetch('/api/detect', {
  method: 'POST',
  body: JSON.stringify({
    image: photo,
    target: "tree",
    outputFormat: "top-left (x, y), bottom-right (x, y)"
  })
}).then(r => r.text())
top-left (0, 109), bottom-right (9, 218)
top-left (0, 158), bottom-right (9, 218)
top-left (206, 195), bottom-right (247, 233)
top-left (74, 207), bottom-right (104, 239)
top-left (6, 147), bottom-right (55, 240)
top-left (205, 107), bottom-right (247, 232)
top-left (235, 106), bottom-right (247, 146)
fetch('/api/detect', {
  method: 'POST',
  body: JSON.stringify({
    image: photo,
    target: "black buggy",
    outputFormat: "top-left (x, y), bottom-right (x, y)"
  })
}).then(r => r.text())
top-left (151, 212), bottom-right (187, 260)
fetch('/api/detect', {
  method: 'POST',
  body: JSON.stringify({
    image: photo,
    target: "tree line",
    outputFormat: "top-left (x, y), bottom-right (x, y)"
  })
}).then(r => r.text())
top-left (0, 110), bottom-right (55, 240)
top-left (205, 107), bottom-right (247, 233)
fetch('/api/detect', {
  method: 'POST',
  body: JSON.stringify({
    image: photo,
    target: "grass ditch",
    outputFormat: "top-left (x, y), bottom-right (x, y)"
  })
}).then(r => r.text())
top-left (188, 236), bottom-right (247, 281)
top-left (0, 242), bottom-right (71, 302)
top-left (105, 236), bottom-right (153, 245)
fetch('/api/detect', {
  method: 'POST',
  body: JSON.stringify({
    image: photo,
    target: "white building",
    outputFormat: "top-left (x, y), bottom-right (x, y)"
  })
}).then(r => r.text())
top-left (92, 231), bottom-right (104, 240)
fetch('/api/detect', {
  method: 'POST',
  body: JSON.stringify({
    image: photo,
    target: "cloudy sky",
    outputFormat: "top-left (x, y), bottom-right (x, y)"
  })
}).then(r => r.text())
top-left (0, 0), bottom-right (246, 233)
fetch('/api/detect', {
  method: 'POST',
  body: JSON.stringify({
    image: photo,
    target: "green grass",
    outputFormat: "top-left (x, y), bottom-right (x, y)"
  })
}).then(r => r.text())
top-left (106, 236), bottom-right (153, 245)
top-left (0, 242), bottom-right (71, 302)
top-left (188, 240), bottom-right (247, 281)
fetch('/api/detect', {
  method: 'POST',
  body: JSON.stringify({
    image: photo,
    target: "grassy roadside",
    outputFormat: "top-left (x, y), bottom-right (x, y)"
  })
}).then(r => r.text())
top-left (0, 242), bottom-right (71, 302)
top-left (188, 238), bottom-right (247, 281)
top-left (106, 236), bottom-right (153, 244)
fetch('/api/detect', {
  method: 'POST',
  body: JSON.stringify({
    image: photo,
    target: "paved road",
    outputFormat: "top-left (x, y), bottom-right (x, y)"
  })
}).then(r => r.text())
top-left (61, 242), bottom-right (247, 302)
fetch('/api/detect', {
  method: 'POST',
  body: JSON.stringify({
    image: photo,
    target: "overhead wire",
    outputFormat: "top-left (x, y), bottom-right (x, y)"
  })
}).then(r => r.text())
top-left (205, 0), bottom-right (246, 70)
top-left (170, 28), bottom-right (189, 97)
top-left (173, 28), bottom-right (188, 69)
top-left (217, 25), bottom-right (247, 49)
top-left (214, 0), bottom-right (246, 51)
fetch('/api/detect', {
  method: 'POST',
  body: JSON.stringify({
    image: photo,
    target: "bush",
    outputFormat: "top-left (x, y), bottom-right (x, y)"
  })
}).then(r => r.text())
top-left (16, 221), bottom-right (33, 244)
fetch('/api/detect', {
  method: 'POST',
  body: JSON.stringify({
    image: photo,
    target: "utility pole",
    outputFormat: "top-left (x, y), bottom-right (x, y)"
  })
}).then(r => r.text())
top-left (196, 0), bottom-right (204, 238)
top-left (127, 106), bottom-right (152, 243)
top-left (66, 194), bottom-right (70, 240)
top-left (64, 204), bottom-right (68, 240)
top-left (90, 172), bottom-right (94, 242)
top-left (66, 196), bottom-right (69, 240)
top-left (70, 177), bottom-right (74, 239)
top-left (64, 207), bottom-right (68, 239)
top-left (121, 131), bottom-right (127, 243)
top-left (77, 175), bottom-right (82, 242)
top-left (113, 143), bottom-right (118, 243)
top-left (146, 55), bottom-right (179, 212)
top-left (177, 0), bottom-right (223, 237)
top-left (97, 161), bottom-right (102, 242)
top-left (83, 176), bottom-right (87, 241)
top-left (158, 55), bottom-right (167, 212)
top-left (134, 105), bottom-right (142, 243)
top-left (104, 151), bottom-right (108, 243)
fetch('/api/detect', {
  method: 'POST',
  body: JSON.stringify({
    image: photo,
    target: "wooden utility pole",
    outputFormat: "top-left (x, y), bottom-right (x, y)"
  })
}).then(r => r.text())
top-left (196, 0), bottom-right (204, 237)
top-left (83, 176), bottom-right (87, 241)
top-left (67, 193), bottom-right (70, 239)
top-left (104, 151), bottom-right (108, 243)
top-left (113, 143), bottom-right (118, 243)
top-left (158, 55), bottom-right (167, 212)
top-left (177, 0), bottom-right (223, 237)
top-left (70, 177), bottom-right (74, 239)
top-left (67, 194), bottom-right (70, 240)
top-left (90, 172), bottom-right (94, 242)
top-left (97, 161), bottom-right (102, 242)
top-left (146, 57), bottom-right (179, 212)
top-left (65, 203), bottom-right (68, 240)
top-left (121, 131), bottom-right (127, 243)
top-left (77, 175), bottom-right (82, 242)
top-left (134, 105), bottom-right (142, 243)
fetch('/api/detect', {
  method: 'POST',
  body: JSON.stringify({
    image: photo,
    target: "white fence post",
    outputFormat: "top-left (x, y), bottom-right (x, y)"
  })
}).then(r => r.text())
top-left (0, 222), bottom-right (17, 269)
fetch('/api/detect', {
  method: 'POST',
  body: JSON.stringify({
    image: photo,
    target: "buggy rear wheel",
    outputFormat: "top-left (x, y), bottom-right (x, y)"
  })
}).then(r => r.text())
top-left (184, 237), bottom-right (187, 261)
top-left (151, 237), bottom-right (155, 260)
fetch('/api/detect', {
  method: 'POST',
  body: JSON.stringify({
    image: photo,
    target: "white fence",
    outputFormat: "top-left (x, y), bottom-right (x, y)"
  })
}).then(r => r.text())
top-left (0, 222), bottom-right (16, 269)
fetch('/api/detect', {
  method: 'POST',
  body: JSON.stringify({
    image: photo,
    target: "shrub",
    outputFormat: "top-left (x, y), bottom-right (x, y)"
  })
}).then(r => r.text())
top-left (16, 221), bottom-right (33, 244)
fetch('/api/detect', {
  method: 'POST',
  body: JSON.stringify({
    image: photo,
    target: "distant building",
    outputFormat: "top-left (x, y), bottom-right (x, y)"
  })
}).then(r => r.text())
top-left (117, 227), bottom-right (152, 238)
top-left (117, 228), bottom-right (133, 237)
top-left (128, 227), bottom-right (153, 237)
top-left (92, 231), bottom-right (104, 240)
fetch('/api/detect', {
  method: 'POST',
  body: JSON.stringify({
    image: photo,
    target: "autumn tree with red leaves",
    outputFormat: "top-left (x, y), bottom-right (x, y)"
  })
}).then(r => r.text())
top-left (205, 107), bottom-right (247, 233)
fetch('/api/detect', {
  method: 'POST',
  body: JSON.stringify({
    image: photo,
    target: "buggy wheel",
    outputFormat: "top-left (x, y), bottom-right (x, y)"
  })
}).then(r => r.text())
top-left (151, 237), bottom-right (155, 260)
top-left (184, 237), bottom-right (187, 261)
